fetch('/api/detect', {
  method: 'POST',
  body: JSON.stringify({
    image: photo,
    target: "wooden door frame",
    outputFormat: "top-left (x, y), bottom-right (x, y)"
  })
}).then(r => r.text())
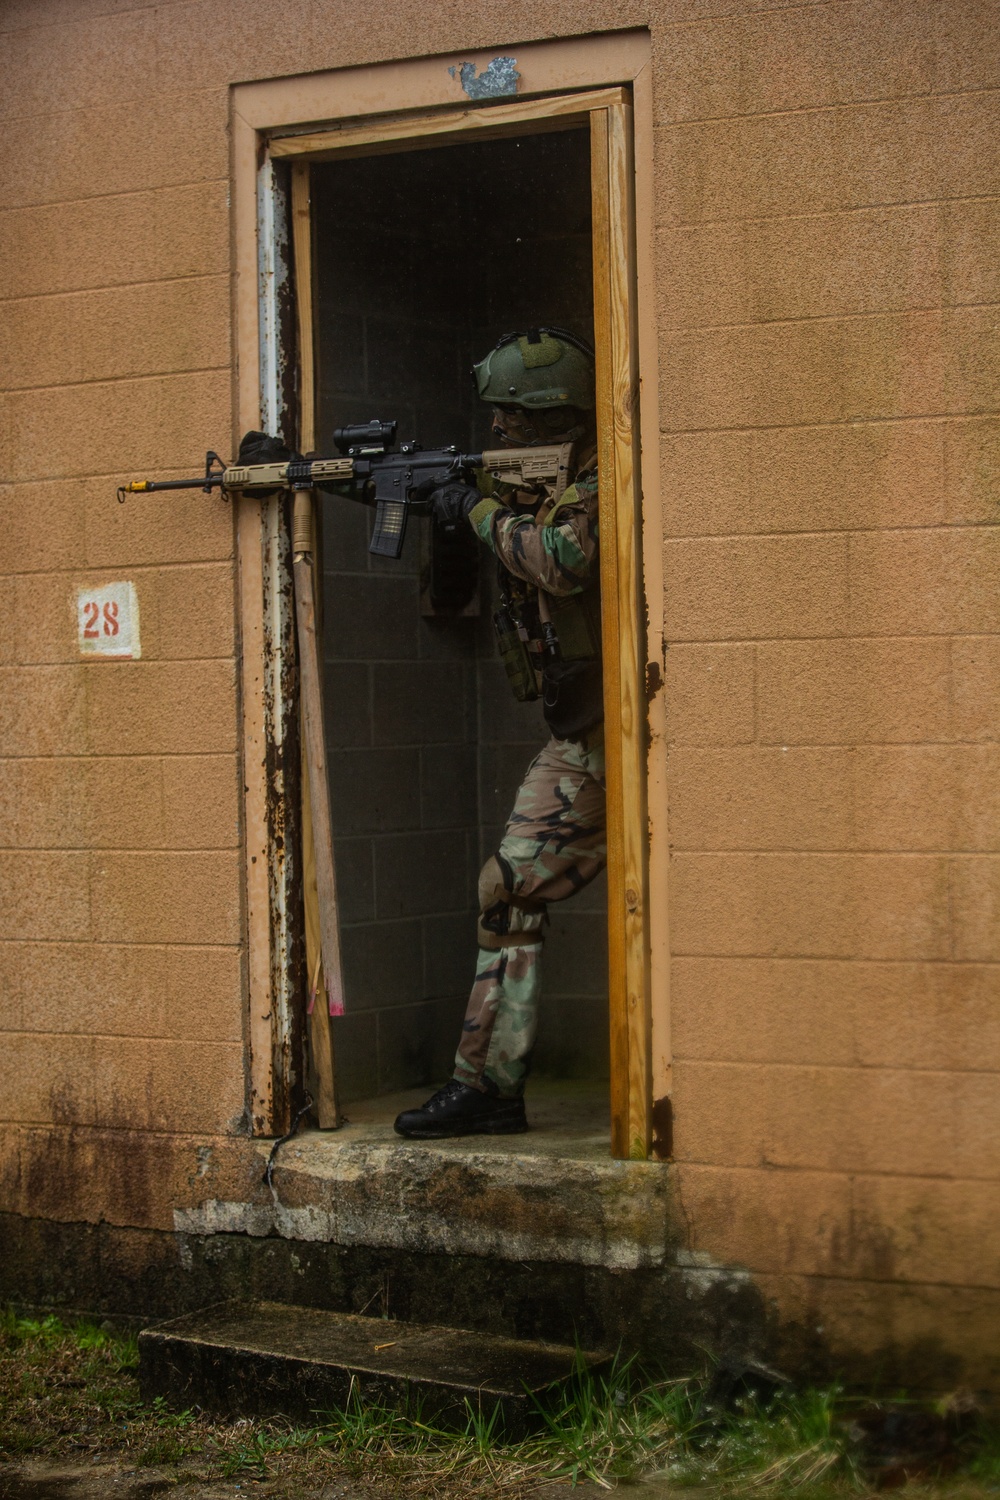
top-left (231, 33), bottom-right (669, 1158)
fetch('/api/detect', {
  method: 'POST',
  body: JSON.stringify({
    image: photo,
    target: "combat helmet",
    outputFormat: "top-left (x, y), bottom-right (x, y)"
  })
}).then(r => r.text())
top-left (472, 327), bottom-right (595, 410)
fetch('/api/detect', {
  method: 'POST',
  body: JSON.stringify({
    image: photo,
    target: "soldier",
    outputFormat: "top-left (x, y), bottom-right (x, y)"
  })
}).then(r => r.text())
top-left (394, 327), bottom-right (606, 1139)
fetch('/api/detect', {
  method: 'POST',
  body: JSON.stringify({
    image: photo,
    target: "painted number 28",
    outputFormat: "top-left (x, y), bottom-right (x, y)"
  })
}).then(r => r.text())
top-left (82, 599), bottom-right (120, 638)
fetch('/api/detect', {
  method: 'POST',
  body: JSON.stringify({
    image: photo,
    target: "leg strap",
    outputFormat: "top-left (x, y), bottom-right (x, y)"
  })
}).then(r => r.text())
top-left (477, 929), bottom-right (545, 951)
top-left (486, 885), bottom-right (548, 914)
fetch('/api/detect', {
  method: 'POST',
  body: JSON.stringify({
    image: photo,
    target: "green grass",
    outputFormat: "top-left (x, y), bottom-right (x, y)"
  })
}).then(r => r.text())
top-left (963, 1417), bottom-right (1000, 1486)
top-left (1, 1310), bottom-right (998, 1499)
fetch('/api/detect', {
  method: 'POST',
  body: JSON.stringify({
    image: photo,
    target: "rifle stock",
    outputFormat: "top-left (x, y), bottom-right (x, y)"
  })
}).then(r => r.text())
top-left (477, 443), bottom-right (574, 503)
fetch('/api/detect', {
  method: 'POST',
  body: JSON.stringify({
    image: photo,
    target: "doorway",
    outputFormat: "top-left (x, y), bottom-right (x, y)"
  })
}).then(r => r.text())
top-left (309, 129), bottom-right (608, 1109)
top-left (279, 87), bottom-right (650, 1158)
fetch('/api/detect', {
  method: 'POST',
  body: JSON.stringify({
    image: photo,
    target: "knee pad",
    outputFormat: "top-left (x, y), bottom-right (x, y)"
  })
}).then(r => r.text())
top-left (477, 853), bottom-right (546, 949)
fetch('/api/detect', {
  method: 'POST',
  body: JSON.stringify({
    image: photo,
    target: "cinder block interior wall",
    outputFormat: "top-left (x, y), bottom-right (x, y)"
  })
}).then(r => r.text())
top-left (0, 0), bottom-right (997, 1386)
top-left (313, 134), bottom-right (607, 1101)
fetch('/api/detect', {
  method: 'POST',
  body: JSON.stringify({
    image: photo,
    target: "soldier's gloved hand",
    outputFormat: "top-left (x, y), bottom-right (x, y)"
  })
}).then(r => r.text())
top-left (237, 430), bottom-right (294, 465)
top-left (426, 483), bottom-right (481, 530)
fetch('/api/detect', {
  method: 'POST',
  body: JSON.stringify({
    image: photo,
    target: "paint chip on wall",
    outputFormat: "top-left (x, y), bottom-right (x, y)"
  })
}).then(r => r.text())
top-left (77, 581), bottom-right (140, 659)
top-left (449, 57), bottom-right (520, 99)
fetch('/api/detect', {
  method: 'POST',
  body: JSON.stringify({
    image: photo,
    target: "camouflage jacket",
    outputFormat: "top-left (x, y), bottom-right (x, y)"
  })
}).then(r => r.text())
top-left (469, 446), bottom-right (603, 737)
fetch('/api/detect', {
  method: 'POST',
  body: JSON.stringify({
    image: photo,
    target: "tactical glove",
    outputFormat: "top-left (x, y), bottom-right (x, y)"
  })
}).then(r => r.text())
top-left (426, 482), bottom-right (481, 530)
top-left (237, 430), bottom-right (294, 465)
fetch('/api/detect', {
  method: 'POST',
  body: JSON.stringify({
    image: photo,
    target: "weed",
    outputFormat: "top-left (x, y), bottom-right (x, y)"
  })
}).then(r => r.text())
top-left (147, 1395), bottom-right (196, 1429)
top-left (71, 1324), bottom-right (112, 1352)
top-left (136, 1434), bottom-right (197, 1466)
top-left (0, 1312), bottom-right (66, 1349)
top-left (694, 1386), bottom-right (853, 1491)
top-left (966, 1421), bottom-right (1000, 1486)
top-left (534, 1353), bottom-right (680, 1486)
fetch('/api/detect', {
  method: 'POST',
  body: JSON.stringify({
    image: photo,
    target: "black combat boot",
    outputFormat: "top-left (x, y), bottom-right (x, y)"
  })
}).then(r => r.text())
top-left (393, 1079), bottom-right (527, 1139)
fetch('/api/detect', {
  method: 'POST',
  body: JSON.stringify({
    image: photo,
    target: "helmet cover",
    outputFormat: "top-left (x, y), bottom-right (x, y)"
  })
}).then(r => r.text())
top-left (472, 327), bottom-right (595, 410)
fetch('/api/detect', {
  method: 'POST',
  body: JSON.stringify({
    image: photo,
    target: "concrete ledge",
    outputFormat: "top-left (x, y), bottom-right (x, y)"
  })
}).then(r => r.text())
top-left (173, 1123), bottom-right (676, 1271)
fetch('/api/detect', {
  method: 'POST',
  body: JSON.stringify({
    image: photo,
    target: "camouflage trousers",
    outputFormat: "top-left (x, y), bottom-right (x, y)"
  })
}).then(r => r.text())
top-left (453, 731), bottom-right (607, 1098)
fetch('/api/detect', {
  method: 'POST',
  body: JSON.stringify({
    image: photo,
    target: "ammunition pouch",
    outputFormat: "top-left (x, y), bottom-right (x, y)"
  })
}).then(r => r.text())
top-left (493, 604), bottom-right (541, 702)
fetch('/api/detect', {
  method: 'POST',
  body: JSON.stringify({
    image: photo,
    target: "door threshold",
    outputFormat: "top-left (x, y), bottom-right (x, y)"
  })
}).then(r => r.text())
top-left (333, 1077), bottom-right (611, 1161)
top-left (222, 1077), bottom-right (671, 1272)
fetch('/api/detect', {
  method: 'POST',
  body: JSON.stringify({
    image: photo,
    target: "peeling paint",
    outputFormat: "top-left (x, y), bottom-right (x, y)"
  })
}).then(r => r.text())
top-left (255, 156), bottom-right (304, 1136)
top-left (449, 56), bottom-right (520, 99)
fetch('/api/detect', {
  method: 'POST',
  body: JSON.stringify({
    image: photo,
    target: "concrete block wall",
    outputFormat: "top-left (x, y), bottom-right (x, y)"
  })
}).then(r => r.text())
top-left (655, 2), bottom-right (1000, 1378)
top-left (318, 493), bottom-right (480, 1099)
top-left (0, 0), bottom-right (996, 1386)
top-left (315, 156), bottom-right (479, 1098)
top-left (0, 0), bottom-right (247, 1229)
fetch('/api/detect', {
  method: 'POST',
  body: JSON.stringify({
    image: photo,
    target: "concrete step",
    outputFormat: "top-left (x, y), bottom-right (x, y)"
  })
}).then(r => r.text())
top-left (139, 1299), bottom-right (610, 1436)
top-left (175, 1115), bottom-right (674, 1273)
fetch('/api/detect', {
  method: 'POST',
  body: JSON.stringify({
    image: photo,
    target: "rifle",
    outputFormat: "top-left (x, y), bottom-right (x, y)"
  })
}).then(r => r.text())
top-left (118, 419), bottom-right (576, 560)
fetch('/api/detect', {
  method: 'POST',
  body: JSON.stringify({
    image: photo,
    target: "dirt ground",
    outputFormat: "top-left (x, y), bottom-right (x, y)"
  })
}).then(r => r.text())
top-left (0, 1457), bottom-right (619, 1500)
top-left (3, 1458), bottom-right (999, 1500)
top-left (0, 1457), bottom-right (363, 1498)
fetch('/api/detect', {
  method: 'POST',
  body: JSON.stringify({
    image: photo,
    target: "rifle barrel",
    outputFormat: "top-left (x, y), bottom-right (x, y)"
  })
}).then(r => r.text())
top-left (121, 475), bottom-right (224, 493)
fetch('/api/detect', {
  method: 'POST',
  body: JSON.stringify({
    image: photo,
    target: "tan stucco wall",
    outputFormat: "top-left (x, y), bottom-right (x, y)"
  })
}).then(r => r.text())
top-left (1, 0), bottom-right (998, 1382)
